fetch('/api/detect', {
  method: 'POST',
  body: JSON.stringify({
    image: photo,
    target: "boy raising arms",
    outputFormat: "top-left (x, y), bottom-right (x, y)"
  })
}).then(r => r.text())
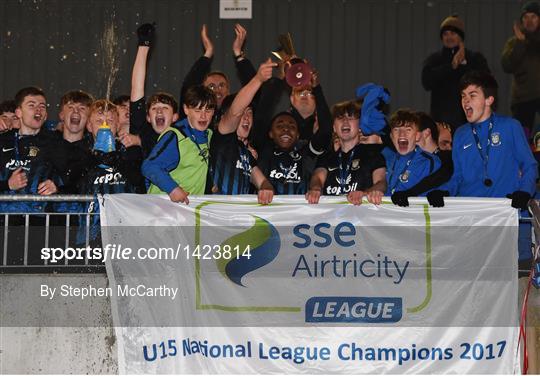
top-left (143, 61), bottom-right (277, 205)
top-left (130, 23), bottom-right (179, 157)
top-left (209, 59), bottom-right (276, 204)
top-left (142, 86), bottom-right (215, 204)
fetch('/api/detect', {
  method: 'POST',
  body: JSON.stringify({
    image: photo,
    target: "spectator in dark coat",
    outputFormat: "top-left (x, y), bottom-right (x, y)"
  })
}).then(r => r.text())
top-left (422, 15), bottom-right (490, 131)
top-left (501, 1), bottom-right (540, 136)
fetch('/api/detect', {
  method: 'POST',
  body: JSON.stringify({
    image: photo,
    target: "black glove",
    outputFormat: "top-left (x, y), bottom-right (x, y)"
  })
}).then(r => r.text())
top-left (391, 191), bottom-right (409, 207)
top-left (137, 22), bottom-right (156, 47)
top-left (506, 191), bottom-right (531, 210)
top-left (426, 190), bottom-right (449, 208)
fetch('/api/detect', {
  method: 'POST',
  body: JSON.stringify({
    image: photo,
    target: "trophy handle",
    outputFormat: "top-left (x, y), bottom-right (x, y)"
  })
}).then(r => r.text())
top-left (271, 32), bottom-right (297, 61)
top-left (271, 32), bottom-right (313, 87)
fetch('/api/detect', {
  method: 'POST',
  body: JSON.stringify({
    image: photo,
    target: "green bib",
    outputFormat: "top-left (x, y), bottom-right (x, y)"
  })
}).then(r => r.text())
top-left (148, 126), bottom-right (212, 196)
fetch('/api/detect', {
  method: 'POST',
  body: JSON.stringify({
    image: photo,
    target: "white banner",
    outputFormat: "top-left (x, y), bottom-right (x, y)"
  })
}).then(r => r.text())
top-left (100, 195), bottom-right (520, 374)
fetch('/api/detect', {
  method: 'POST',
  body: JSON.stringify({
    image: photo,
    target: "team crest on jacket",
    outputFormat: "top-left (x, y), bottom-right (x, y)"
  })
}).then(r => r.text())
top-left (28, 146), bottom-right (39, 157)
top-left (399, 170), bottom-right (410, 183)
top-left (491, 132), bottom-right (501, 146)
top-left (351, 158), bottom-right (360, 170)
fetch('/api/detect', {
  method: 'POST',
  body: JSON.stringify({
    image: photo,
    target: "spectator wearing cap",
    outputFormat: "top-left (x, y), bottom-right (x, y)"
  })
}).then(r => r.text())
top-left (422, 15), bottom-right (490, 130)
top-left (501, 1), bottom-right (540, 136)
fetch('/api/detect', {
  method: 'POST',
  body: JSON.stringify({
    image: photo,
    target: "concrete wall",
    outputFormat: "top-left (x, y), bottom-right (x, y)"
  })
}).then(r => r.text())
top-left (1, 273), bottom-right (539, 373)
top-left (0, 274), bottom-right (118, 374)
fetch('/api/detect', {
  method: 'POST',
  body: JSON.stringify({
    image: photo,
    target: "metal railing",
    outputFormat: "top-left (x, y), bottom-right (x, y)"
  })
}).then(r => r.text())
top-left (0, 195), bottom-right (537, 274)
top-left (0, 195), bottom-right (104, 273)
top-left (529, 201), bottom-right (540, 275)
top-left (529, 200), bottom-right (540, 243)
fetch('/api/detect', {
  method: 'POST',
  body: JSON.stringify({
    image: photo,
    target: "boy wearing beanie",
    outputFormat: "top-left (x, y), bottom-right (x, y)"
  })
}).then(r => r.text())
top-left (422, 14), bottom-right (490, 130)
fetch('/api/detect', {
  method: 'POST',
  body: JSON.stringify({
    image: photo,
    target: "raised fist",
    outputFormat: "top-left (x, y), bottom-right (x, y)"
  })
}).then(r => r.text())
top-left (137, 22), bottom-right (156, 47)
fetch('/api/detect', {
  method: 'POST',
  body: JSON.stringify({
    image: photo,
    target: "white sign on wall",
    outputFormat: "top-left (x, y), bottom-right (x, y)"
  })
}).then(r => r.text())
top-left (220, 0), bottom-right (252, 19)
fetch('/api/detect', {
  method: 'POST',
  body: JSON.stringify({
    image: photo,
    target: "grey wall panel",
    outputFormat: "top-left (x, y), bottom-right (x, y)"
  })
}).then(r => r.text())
top-left (0, 0), bottom-right (528, 118)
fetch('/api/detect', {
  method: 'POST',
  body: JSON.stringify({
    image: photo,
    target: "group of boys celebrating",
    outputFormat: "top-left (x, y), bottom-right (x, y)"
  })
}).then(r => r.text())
top-left (0, 14), bottom-right (538, 373)
top-left (0, 88), bottom-right (145, 211)
top-left (0, 23), bottom-right (536, 215)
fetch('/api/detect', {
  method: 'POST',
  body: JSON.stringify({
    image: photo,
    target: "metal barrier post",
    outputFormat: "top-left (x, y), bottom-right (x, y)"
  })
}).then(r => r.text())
top-left (2, 214), bottom-right (8, 266)
top-left (0, 195), bottom-right (104, 272)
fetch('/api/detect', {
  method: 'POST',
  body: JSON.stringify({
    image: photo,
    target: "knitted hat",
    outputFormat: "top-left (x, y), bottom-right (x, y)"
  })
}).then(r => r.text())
top-left (440, 15), bottom-right (465, 41)
top-left (521, 1), bottom-right (540, 18)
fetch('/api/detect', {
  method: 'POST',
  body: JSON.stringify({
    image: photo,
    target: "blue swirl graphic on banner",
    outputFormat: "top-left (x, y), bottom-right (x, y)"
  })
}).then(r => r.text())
top-left (217, 216), bottom-right (280, 287)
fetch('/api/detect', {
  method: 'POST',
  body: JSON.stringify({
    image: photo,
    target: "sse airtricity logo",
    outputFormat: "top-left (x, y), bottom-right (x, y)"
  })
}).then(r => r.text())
top-left (216, 216), bottom-right (280, 287)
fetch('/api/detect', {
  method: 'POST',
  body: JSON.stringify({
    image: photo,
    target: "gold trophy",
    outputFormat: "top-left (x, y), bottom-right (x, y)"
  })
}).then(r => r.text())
top-left (271, 33), bottom-right (312, 87)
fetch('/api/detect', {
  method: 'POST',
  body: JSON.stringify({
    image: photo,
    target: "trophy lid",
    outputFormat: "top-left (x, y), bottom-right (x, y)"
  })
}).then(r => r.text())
top-left (285, 61), bottom-right (312, 87)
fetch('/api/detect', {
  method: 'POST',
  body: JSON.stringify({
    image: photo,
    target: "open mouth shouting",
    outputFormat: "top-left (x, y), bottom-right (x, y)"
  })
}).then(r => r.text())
top-left (240, 121), bottom-right (250, 132)
top-left (397, 138), bottom-right (410, 153)
top-left (70, 114), bottom-right (81, 126)
top-left (340, 124), bottom-right (352, 135)
top-left (463, 105), bottom-right (473, 120)
top-left (155, 114), bottom-right (165, 128)
top-left (274, 132), bottom-right (296, 150)
top-left (279, 133), bottom-right (293, 144)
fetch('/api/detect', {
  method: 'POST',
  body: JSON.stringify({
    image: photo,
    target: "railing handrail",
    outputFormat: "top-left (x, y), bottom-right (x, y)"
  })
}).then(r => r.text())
top-left (0, 195), bottom-right (95, 202)
top-left (529, 200), bottom-right (540, 240)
